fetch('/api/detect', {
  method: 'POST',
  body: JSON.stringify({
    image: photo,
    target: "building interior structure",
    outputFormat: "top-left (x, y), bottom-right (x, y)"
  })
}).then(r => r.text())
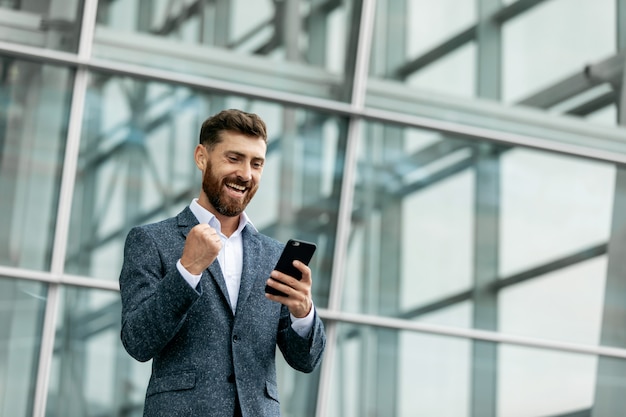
top-left (1, 0), bottom-right (626, 416)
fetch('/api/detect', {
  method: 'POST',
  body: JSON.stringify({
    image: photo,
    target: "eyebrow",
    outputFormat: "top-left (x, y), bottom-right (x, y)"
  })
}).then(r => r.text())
top-left (226, 150), bottom-right (265, 163)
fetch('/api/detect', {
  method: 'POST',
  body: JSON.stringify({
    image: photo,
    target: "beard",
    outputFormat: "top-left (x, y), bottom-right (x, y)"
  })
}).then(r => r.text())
top-left (201, 161), bottom-right (258, 217)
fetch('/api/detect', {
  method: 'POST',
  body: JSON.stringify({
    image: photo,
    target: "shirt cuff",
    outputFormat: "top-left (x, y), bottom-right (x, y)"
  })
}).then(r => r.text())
top-left (290, 303), bottom-right (315, 338)
top-left (176, 259), bottom-right (202, 289)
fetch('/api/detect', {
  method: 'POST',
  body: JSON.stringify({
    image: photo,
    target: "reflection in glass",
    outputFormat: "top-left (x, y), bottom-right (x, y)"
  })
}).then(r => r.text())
top-left (46, 286), bottom-right (151, 417)
top-left (502, 0), bottom-right (615, 103)
top-left (344, 121), bottom-right (618, 348)
top-left (0, 57), bottom-right (72, 271)
top-left (93, 0), bottom-right (352, 99)
top-left (327, 323), bottom-right (625, 417)
top-left (499, 149), bottom-right (614, 276)
top-left (369, 0), bottom-right (476, 97)
top-left (67, 73), bottom-right (345, 308)
top-left (500, 256), bottom-right (607, 346)
top-left (499, 344), bottom-right (598, 416)
top-left (0, 278), bottom-right (46, 417)
top-left (344, 123), bottom-right (475, 316)
top-left (0, 0), bottom-right (83, 52)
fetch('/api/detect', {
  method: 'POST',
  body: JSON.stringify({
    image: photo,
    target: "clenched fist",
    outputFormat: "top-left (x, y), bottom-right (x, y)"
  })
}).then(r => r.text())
top-left (180, 224), bottom-right (222, 275)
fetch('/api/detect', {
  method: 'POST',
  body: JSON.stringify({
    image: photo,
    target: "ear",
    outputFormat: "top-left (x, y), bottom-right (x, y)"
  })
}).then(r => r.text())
top-left (194, 144), bottom-right (207, 171)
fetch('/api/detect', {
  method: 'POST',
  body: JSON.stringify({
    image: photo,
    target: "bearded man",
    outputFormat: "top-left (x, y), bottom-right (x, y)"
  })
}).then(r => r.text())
top-left (119, 109), bottom-right (326, 417)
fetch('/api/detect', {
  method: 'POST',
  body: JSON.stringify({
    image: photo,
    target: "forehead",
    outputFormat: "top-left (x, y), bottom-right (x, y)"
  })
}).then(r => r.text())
top-left (214, 130), bottom-right (267, 158)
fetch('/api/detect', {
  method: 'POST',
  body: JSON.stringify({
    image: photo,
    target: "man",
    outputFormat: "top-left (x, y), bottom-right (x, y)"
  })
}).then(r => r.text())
top-left (119, 109), bottom-right (326, 417)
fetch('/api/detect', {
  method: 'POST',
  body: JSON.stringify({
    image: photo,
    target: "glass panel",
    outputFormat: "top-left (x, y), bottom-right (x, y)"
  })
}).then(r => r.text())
top-left (93, 0), bottom-right (354, 100)
top-left (500, 257), bottom-right (607, 346)
top-left (343, 122), bottom-right (475, 316)
top-left (405, 42), bottom-right (476, 99)
top-left (368, 0), bottom-right (476, 97)
top-left (0, 57), bottom-right (72, 271)
top-left (498, 345), bottom-right (597, 416)
top-left (46, 286), bottom-right (150, 417)
top-left (502, 0), bottom-right (615, 103)
top-left (67, 73), bottom-right (345, 307)
top-left (276, 350), bottom-right (322, 417)
top-left (0, 0), bottom-right (84, 52)
top-left (0, 277), bottom-right (46, 417)
top-left (325, 322), bottom-right (625, 417)
top-left (343, 121), bottom-right (617, 347)
top-left (500, 148), bottom-right (615, 276)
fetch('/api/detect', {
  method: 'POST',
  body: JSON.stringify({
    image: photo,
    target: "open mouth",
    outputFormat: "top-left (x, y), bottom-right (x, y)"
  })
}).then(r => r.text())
top-left (226, 182), bottom-right (247, 195)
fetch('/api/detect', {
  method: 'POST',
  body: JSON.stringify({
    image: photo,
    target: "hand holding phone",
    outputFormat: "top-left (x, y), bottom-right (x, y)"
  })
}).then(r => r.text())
top-left (265, 239), bottom-right (317, 297)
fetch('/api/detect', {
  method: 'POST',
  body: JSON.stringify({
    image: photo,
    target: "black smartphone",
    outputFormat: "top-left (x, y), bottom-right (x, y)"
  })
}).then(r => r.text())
top-left (265, 239), bottom-right (317, 297)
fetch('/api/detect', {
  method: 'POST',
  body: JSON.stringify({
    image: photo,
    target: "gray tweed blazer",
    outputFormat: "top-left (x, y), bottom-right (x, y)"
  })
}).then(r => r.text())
top-left (119, 207), bottom-right (326, 417)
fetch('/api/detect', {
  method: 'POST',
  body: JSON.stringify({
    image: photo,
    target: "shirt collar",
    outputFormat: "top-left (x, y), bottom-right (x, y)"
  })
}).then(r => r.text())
top-left (189, 198), bottom-right (257, 236)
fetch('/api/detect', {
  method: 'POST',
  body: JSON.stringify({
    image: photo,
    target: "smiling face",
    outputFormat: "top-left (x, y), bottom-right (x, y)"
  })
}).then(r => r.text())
top-left (196, 130), bottom-right (266, 219)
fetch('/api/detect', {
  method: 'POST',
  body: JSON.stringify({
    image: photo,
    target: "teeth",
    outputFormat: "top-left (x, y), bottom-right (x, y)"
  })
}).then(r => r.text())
top-left (227, 183), bottom-right (246, 191)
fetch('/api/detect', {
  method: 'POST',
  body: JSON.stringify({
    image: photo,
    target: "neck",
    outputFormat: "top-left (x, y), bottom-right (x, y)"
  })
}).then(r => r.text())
top-left (216, 214), bottom-right (239, 238)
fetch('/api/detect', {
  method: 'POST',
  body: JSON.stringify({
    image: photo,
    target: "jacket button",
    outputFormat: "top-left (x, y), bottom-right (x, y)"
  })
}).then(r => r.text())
top-left (233, 335), bottom-right (239, 342)
top-left (227, 374), bottom-right (236, 383)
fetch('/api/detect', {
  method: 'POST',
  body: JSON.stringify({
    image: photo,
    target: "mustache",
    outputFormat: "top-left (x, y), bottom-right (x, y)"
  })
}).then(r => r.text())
top-left (224, 177), bottom-right (252, 187)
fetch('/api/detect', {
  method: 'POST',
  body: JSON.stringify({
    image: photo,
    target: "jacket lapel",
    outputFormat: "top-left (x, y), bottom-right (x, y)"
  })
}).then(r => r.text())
top-left (177, 207), bottom-right (233, 314)
top-left (235, 225), bottom-right (262, 315)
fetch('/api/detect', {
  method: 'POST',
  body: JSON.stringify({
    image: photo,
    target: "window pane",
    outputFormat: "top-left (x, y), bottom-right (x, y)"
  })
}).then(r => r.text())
top-left (502, 0), bottom-right (615, 103)
top-left (500, 257), bottom-right (607, 346)
top-left (67, 74), bottom-right (345, 307)
top-left (0, 57), bottom-right (72, 271)
top-left (46, 286), bottom-right (150, 417)
top-left (0, 277), bottom-right (46, 417)
top-left (343, 123), bottom-right (475, 315)
top-left (93, 0), bottom-right (354, 100)
top-left (0, 0), bottom-right (84, 52)
top-left (325, 323), bottom-right (625, 417)
top-left (343, 121), bottom-right (617, 348)
top-left (368, 0), bottom-right (476, 98)
top-left (500, 148), bottom-right (614, 277)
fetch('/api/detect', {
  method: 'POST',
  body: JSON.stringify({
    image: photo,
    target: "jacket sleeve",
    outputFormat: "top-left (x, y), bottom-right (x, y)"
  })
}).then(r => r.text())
top-left (276, 305), bottom-right (326, 373)
top-left (119, 226), bottom-right (201, 362)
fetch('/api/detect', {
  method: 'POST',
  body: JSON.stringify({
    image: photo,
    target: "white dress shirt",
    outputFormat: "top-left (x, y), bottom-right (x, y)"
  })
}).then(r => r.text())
top-left (176, 199), bottom-right (314, 337)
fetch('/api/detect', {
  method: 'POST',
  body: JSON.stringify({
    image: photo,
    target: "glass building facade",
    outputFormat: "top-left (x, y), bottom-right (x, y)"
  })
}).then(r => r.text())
top-left (1, 0), bottom-right (626, 416)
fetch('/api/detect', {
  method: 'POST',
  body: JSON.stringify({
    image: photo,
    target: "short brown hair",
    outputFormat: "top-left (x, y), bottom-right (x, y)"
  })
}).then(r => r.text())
top-left (199, 109), bottom-right (267, 148)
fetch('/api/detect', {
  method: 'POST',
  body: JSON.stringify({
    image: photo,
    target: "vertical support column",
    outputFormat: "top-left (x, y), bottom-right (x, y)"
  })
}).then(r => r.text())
top-left (618, 0), bottom-right (626, 53)
top-left (375, 128), bottom-right (404, 417)
top-left (471, 1), bottom-right (502, 416)
top-left (370, 1), bottom-right (405, 416)
top-left (471, 144), bottom-right (500, 417)
top-left (32, 1), bottom-right (100, 416)
top-left (315, 0), bottom-right (377, 415)
top-left (592, 164), bottom-right (626, 416)
top-left (591, 20), bottom-right (626, 414)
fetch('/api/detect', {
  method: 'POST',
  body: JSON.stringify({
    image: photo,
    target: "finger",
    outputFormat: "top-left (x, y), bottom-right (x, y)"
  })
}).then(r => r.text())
top-left (266, 277), bottom-right (289, 294)
top-left (270, 270), bottom-right (300, 288)
top-left (292, 261), bottom-right (312, 283)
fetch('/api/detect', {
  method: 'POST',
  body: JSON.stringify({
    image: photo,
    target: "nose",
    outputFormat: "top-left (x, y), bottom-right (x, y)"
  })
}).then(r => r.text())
top-left (237, 163), bottom-right (252, 182)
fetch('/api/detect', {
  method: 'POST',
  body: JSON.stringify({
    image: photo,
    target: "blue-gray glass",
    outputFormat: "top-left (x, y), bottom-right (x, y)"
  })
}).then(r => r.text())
top-left (46, 286), bottom-right (151, 417)
top-left (93, 0), bottom-right (354, 100)
top-left (367, 0), bottom-right (476, 97)
top-left (0, 57), bottom-right (72, 271)
top-left (344, 122), bottom-right (475, 317)
top-left (0, 277), bottom-right (46, 417)
top-left (343, 121), bottom-right (616, 347)
top-left (325, 323), bottom-right (626, 417)
top-left (0, 0), bottom-right (84, 52)
top-left (502, 0), bottom-right (615, 103)
top-left (66, 72), bottom-right (345, 309)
